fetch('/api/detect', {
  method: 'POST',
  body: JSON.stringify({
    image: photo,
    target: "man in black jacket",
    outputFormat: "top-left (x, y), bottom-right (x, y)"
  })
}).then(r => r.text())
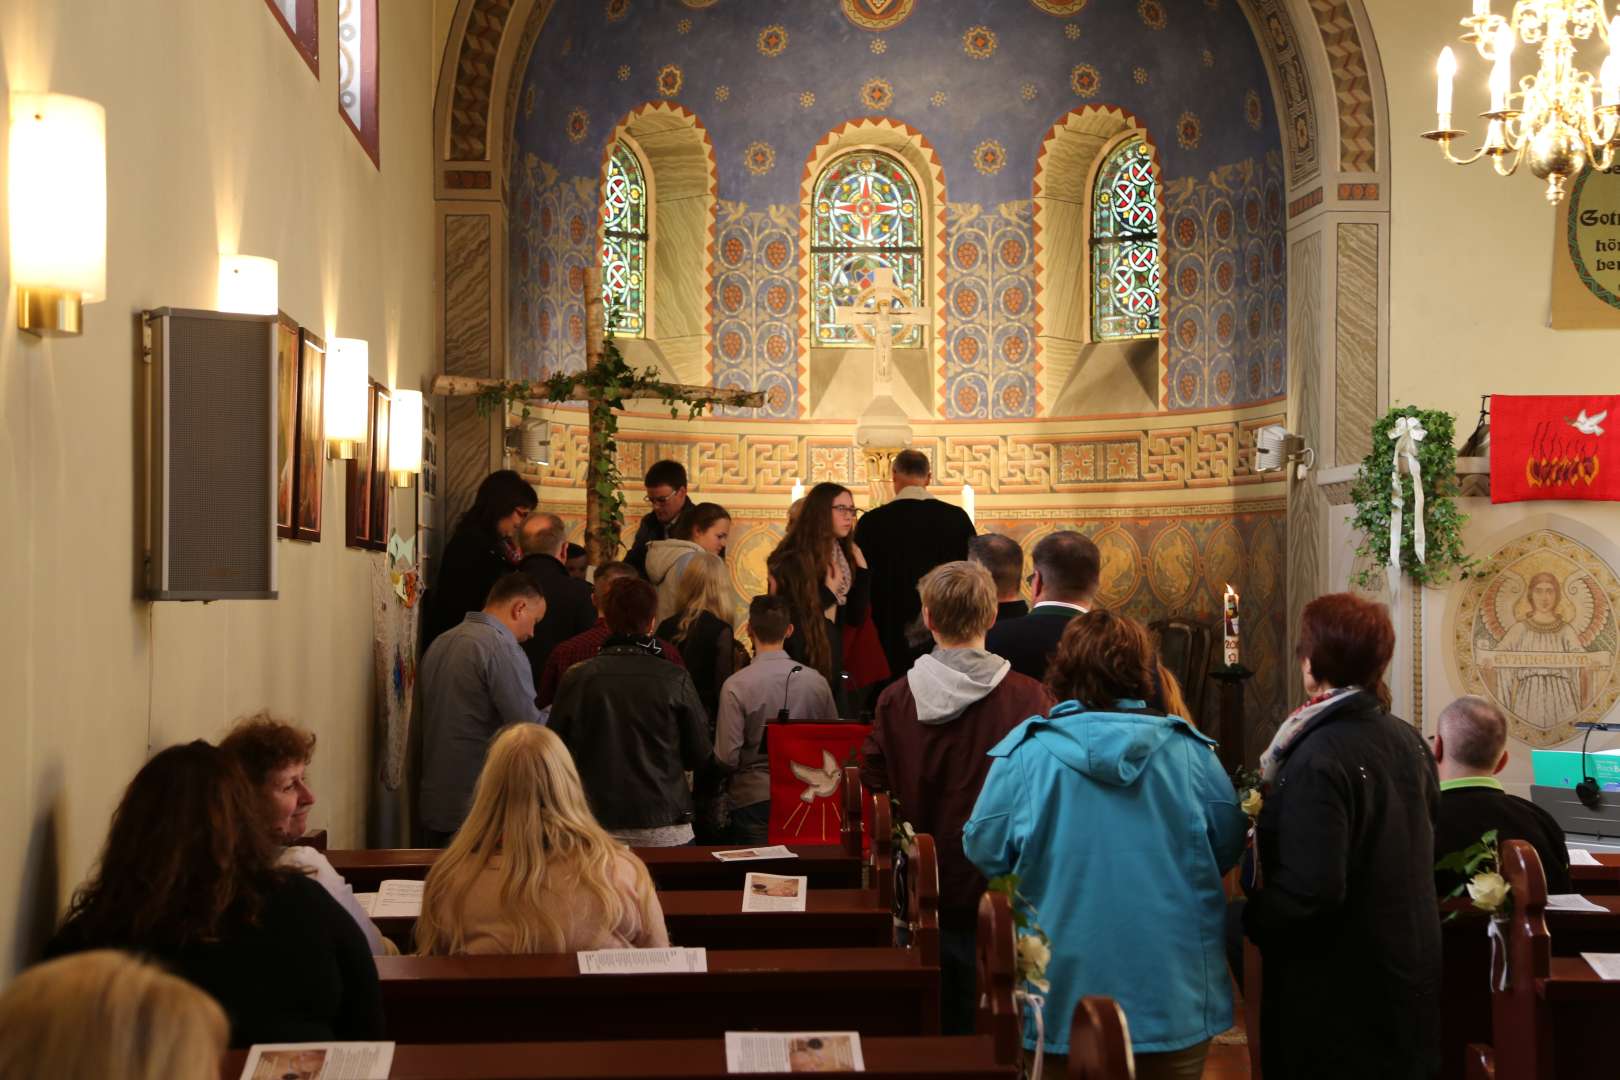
top-left (625, 459), bottom-right (695, 576)
top-left (969, 533), bottom-right (1028, 626)
top-left (1432, 694), bottom-right (1572, 894)
top-left (854, 449), bottom-right (977, 679)
top-left (516, 512), bottom-right (597, 694)
top-left (985, 530), bottom-right (1099, 683)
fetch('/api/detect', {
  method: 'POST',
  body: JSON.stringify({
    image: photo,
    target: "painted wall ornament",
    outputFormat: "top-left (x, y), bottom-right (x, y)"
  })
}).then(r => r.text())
top-left (1454, 529), bottom-right (1620, 747)
top-left (842, 0), bottom-right (916, 32)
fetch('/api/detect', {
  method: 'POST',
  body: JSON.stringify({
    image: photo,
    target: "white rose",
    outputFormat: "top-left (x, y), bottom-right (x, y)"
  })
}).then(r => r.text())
top-left (1016, 933), bottom-right (1051, 984)
top-left (1467, 871), bottom-right (1510, 913)
top-left (1240, 789), bottom-right (1264, 817)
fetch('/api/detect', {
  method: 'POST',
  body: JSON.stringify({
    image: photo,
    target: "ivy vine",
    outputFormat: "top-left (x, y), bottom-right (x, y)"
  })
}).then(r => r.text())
top-left (474, 329), bottom-right (733, 560)
top-left (1348, 405), bottom-right (1476, 590)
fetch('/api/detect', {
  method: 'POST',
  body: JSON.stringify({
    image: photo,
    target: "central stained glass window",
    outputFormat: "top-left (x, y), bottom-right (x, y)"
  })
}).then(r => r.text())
top-left (601, 140), bottom-right (648, 336)
top-left (1091, 135), bottom-right (1162, 341)
top-left (811, 151), bottom-right (924, 347)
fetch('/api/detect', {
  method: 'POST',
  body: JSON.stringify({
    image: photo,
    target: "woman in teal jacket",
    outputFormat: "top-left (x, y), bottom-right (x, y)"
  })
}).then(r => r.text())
top-left (965, 610), bottom-right (1245, 1080)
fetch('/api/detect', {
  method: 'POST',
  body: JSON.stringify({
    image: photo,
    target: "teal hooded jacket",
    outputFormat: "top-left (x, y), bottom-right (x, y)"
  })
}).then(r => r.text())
top-left (963, 699), bottom-right (1247, 1055)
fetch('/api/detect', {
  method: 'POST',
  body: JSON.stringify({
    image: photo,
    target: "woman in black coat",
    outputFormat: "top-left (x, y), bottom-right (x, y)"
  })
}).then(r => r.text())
top-left (1241, 593), bottom-right (1441, 1079)
top-left (420, 470), bottom-right (537, 652)
top-left (767, 482), bottom-right (869, 716)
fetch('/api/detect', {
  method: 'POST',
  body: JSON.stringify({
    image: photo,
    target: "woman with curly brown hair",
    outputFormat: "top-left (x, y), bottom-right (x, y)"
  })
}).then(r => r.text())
top-left (766, 482), bottom-right (869, 714)
top-left (964, 609), bottom-right (1244, 1079)
top-left (44, 741), bottom-right (383, 1046)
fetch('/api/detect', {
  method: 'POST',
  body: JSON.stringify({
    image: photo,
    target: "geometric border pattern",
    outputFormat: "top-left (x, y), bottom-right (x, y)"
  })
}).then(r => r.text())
top-left (1307, 0), bottom-right (1376, 174)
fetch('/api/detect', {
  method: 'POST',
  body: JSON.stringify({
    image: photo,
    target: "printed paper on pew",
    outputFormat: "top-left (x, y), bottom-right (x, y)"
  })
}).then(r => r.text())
top-left (237, 1041), bottom-right (394, 1080)
top-left (1547, 893), bottom-right (1610, 912)
top-left (742, 873), bottom-right (808, 912)
top-left (353, 892), bottom-right (377, 916)
top-left (370, 879), bottom-right (424, 918)
top-left (1581, 953), bottom-right (1620, 980)
top-left (724, 1031), bottom-right (865, 1073)
top-left (1568, 848), bottom-right (1603, 866)
top-left (713, 845), bottom-right (797, 862)
top-left (578, 946), bottom-right (708, 974)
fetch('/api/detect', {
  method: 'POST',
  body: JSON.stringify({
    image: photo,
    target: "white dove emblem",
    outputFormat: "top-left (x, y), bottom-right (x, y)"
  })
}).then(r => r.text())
top-left (789, 750), bottom-right (842, 803)
top-left (1570, 409), bottom-right (1607, 437)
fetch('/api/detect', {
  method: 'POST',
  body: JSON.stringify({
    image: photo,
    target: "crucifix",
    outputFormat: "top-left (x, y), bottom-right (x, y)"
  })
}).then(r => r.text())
top-left (832, 266), bottom-right (926, 391)
top-left (432, 268), bottom-right (764, 564)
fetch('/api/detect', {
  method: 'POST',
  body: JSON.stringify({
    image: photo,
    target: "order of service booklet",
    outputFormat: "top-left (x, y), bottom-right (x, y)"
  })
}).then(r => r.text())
top-left (353, 879), bottom-right (423, 919)
top-left (577, 946), bottom-right (708, 974)
top-left (724, 1031), bottom-right (865, 1073)
top-left (742, 873), bottom-right (809, 912)
top-left (712, 845), bottom-right (798, 861)
top-left (237, 1042), bottom-right (394, 1080)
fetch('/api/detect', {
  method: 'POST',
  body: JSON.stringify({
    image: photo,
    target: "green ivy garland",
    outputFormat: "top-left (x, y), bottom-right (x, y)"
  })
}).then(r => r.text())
top-left (1348, 405), bottom-right (1475, 590)
top-left (473, 331), bottom-right (732, 559)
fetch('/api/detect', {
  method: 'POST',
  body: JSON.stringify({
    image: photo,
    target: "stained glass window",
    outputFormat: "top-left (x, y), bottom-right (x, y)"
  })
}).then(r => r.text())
top-left (1091, 136), bottom-right (1162, 341)
top-left (811, 152), bottom-right (924, 347)
top-left (602, 140), bottom-right (648, 336)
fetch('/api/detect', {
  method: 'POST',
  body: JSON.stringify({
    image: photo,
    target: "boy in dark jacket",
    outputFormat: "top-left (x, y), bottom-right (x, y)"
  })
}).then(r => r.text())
top-left (1431, 694), bottom-right (1571, 895)
top-left (861, 560), bottom-right (1053, 1035)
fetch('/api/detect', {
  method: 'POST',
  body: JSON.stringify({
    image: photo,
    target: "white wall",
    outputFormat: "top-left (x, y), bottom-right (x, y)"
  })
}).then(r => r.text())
top-left (0, 0), bottom-right (437, 976)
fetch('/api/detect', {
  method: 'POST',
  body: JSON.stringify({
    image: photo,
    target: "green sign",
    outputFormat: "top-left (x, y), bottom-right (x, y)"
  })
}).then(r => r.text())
top-left (1567, 164), bottom-right (1620, 310)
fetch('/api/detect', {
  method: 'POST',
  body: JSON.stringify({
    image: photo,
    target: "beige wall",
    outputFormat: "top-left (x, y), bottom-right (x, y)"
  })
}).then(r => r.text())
top-left (0, 0), bottom-right (436, 975)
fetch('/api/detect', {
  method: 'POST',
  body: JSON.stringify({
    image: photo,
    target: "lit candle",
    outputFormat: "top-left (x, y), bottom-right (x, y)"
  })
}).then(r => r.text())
top-left (1223, 584), bottom-right (1240, 667)
top-left (1473, 0), bottom-right (1489, 17)
top-left (790, 479), bottom-right (804, 504)
top-left (962, 482), bottom-right (975, 523)
top-left (1437, 47), bottom-right (1457, 125)
top-left (1489, 26), bottom-right (1513, 111)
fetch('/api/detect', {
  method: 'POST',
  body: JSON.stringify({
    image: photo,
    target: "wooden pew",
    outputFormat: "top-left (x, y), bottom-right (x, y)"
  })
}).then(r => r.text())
top-left (1570, 850), bottom-right (1620, 896)
top-left (1067, 996), bottom-right (1136, 1080)
top-left (1464, 840), bottom-right (1620, 1080)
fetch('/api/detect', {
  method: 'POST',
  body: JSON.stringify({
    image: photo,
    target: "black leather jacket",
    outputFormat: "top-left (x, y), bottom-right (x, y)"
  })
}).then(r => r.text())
top-left (549, 640), bottom-right (715, 830)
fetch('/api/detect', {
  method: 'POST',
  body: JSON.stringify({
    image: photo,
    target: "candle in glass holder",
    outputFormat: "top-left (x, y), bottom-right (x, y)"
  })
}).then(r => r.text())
top-left (1223, 584), bottom-right (1241, 667)
top-left (790, 479), bottom-right (804, 504)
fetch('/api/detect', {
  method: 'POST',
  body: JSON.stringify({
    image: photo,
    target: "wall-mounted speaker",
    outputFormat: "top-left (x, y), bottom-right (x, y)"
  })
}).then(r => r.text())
top-left (143, 307), bottom-right (278, 600)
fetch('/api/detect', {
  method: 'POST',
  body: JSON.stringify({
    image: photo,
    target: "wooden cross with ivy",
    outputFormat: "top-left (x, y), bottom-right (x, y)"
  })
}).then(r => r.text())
top-left (432, 268), bottom-right (764, 564)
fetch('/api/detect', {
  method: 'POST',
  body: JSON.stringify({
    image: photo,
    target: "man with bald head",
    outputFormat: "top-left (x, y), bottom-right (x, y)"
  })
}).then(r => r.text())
top-left (517, 511), bottom-right (597, 691)
top-left (1431, 695), bottom-right (1571, 895)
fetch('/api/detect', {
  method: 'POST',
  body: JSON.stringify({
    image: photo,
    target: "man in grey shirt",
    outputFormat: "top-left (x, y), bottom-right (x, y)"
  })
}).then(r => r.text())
top-left (419, 571), bottom-right (546, 845)
top-left (714, 595), bottom-right (838, 845)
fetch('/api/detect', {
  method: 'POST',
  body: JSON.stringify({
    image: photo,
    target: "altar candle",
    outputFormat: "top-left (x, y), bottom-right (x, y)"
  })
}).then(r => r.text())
top-left (1223, 584), bottom-right (1241, 667)
top-left (790, 479), bottom-right (804, 504)
top-left (962, 482), bottom-right (975, 523)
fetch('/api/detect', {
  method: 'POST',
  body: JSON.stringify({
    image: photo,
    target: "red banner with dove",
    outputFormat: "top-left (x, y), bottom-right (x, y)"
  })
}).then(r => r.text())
top-left (766, 723), bottom-right (871, 847)
top-left (1491, 395), bottom-right (1620, 503)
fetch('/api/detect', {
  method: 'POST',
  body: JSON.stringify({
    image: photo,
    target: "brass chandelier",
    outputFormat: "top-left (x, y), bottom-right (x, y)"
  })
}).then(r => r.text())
top-left (1426, 1), bottom-right (1620, 203)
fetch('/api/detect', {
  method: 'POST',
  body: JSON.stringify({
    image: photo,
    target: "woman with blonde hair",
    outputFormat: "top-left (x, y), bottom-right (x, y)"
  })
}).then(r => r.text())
top-left (656, 552), bottom-right (737, 722)
top-left (0, 949), bottom-right (227, 1080)
top-left (415, 723), bottom-right (669, 955)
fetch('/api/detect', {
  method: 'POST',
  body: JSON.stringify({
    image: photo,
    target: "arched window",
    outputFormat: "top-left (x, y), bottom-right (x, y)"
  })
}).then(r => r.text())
top-left (601, 140), bottom-right (649, 337)
top-left (811, 151), bottom-right (924, 346)
top-left (1091, 135), bottom-right (1161, 341)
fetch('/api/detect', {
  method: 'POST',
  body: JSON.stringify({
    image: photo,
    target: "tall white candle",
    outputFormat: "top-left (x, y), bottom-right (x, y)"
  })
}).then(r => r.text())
top-left (1473, 0), bottom-right (1489, 17)
top-left (1489, 26), bottom-right (1513, 111)
top-left (1437, 47), bottom-right (1457, 123)
top-left (790, 479), bottom-right (804, 504)
top-left (962, 482), bottom-right (975, 523)
top-left (1223, 585), bottom-right (1241, 667)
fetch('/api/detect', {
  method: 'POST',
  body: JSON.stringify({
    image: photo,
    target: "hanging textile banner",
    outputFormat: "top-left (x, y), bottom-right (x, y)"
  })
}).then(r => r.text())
top-left (1491, 394), bottom-right (1620, 504)
top-left (766, 723), bottom-right (871, 847)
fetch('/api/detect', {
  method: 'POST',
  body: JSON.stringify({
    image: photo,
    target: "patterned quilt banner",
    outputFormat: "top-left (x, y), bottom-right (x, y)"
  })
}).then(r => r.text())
top-left (766, 723), bottom-right (871, 848)
top-left (1491, 395), bottom-right (1620, 504)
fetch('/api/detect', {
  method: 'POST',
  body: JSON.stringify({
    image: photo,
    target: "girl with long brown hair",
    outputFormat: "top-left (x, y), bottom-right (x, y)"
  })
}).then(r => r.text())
top-left (766, 482), bottom-right (869, 712)
top-left (44, 741), bottom-right (383, 1046)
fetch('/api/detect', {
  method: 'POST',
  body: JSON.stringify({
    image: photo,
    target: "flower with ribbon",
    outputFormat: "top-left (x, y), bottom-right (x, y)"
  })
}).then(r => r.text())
top-left (1388, 414), bottom-right (1428, 574)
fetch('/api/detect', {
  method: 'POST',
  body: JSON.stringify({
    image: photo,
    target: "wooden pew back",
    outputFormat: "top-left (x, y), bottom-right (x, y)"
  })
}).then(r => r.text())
top-left (1068, 996), bottom-right (1136, 1080)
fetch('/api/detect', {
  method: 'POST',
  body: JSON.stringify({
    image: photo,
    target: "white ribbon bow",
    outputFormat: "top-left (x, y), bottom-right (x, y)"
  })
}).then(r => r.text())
top-left (1486, 915), bottom-right (1509, 992)
top-left (1017, 990), bottom-right (1047, 1080)
top-left (1388, 416), bottom-right (1427, 575)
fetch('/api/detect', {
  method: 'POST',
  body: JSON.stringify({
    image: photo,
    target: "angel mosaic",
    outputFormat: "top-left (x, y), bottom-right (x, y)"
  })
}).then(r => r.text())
top-left (1455, 530), bottom-right (1620, 747)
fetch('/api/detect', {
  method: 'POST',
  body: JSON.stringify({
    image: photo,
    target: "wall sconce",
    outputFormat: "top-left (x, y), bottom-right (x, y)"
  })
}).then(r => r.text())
top-left (1255, 424), bottom-right (1316, 480)
top-left (389, 388), bottom-right (423, 487)
top-left (217, 254), bottom-right (278, 316)
top-left (505, 416), bottom-right (550, 467)
top-left (10, 92), bottom-right (106, 336)
top-left (325, 337), bottom-right (369, 459)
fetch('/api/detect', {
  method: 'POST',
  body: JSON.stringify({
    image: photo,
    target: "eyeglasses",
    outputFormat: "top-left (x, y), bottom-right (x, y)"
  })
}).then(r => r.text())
top-left (645, 489), bottom-right (684, 507)
top-left (831, 504), bottom-right (861, 517)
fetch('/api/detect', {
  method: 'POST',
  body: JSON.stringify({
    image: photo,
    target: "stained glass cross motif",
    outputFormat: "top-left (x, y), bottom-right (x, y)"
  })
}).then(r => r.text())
top-left (833, 267), bottom-right (927, 387)
top-left (601, 141), bottom-right (648, 336)
top-left (1091, 136), bottom-right (1162, 341)
top-left (812, 152), bottom-right (924, 347)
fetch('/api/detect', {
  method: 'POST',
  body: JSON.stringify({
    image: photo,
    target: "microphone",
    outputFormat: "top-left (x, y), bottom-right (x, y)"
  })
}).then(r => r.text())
top-left (778, 665), bottom-right (804, 723)
top-left (1575, 721), bottom-right (1617, 810)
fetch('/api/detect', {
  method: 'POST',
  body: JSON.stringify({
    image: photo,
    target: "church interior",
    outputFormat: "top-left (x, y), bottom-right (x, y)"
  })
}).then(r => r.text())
top-left (5, 0), bottom-right (1620, 1077)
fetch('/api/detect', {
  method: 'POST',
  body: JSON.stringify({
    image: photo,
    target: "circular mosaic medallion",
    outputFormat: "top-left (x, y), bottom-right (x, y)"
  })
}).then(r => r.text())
top-left (1030, 0), bottom-right (1088, 14)
top-left (1454, 529), bottom-right (1620, 747)
top-left (842, 0), bottom-right (916, 31)
top-left (1095, 526), bottom-right (1142, 609)
top-left (729, 524), bottom-right (785, 602)
top-left (1148, 526), bottom-right (1200, 608)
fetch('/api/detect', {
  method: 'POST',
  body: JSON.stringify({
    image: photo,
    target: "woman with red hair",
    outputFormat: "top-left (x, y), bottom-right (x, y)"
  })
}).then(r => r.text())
top-left (1241, 593), bottom-right (1441, 1079)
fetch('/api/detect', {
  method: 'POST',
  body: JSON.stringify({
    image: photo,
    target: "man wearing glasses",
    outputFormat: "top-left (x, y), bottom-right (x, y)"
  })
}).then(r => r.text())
top-left (627, 459), bottom-right (696, 577)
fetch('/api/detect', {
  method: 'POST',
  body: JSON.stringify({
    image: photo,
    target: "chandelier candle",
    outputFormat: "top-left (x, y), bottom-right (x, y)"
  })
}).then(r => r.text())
top-left (1426, 1), bottom-right (1620, 203)
top-left (1223, 585), bottom-right (1240, 667)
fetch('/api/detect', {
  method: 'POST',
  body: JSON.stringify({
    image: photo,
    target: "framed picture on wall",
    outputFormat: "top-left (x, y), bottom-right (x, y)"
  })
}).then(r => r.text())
top-left (346, 379), bottom-right (390, 551)
top-left (292, 328), bottom-right (326, 543)
top-left (275, 314), bottom-right (299, 538)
